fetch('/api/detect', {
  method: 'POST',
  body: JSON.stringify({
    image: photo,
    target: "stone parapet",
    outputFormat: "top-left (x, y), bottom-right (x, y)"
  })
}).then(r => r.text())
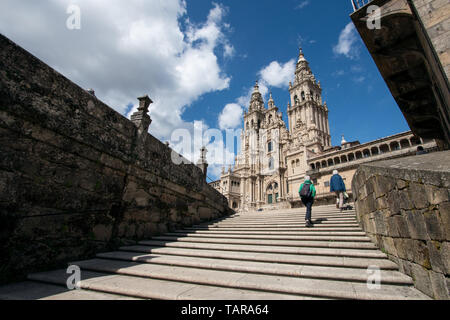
top-left (352, 151), bottom-right (450, 299)
top-left (0, 34), bottom-right (233, 284)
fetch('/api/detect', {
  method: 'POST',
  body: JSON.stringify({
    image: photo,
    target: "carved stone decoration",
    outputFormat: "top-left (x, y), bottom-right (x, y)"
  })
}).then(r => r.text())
top-left (131, 95), bottom-right (153, 135)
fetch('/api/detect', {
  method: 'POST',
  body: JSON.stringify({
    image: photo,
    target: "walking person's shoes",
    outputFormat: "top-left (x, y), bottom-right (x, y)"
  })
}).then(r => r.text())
top-left (305, 220), bottom-right (314, 228)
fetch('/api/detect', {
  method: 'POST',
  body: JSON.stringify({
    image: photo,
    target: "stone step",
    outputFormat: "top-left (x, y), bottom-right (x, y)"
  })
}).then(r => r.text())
top-left (152, 233), bottom-right (370, 242)
top-left (132, 241), bottom-right (385, 258)
top-left (204, 221), bottom-right (359, 227)
top-left (121, 245), bottom-right (397, 269)
top-left (171, 230), bottom-right (367, 237)
top-left (185, 227), bottom-right (362, 234)
top-left (179, 228), bottom-right (364, 234)
top-left (27, 269), bottom-right (320, 300)
top-left (138, 238), bottom-right (377, 251)
top-left (227, 213), bottom-right (357, 220)
top-left (97, 251), bottom-right (413, 285)
top-left (0, 280), bottom-right (143, 300)
top-left (64, 259), bottom-right (428, 300)
top-left (190, 224), bottom-right (361, 230)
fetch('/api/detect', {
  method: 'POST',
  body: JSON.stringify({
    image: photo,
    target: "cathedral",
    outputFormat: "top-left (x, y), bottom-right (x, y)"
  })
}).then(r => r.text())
top-left (210, 48), bottom-right (436, 212)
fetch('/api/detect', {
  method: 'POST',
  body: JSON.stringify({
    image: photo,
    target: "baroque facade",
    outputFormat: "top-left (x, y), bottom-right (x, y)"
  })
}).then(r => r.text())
top-left (210, 48), bottom-right (437, 212)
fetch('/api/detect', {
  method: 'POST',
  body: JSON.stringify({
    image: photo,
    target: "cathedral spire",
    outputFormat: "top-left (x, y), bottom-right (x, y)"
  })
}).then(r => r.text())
top-left (298, 47), bottom-right (306, 63)
top-left (249, 80), bottom-right (264, 111)
top-left (268, 92), bottom-right (275, 109)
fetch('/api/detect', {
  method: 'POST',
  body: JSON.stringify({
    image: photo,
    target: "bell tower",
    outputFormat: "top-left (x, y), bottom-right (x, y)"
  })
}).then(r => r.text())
top-left (287, 48), bottom-right (331, 151)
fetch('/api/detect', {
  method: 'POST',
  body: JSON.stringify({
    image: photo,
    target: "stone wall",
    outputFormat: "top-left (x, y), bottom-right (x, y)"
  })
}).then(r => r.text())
top-left (352, 151), bottom-right (450, 299)
top-left (0, 34), bottom-right (233, 284)
top-left (412, 0), bottom-right (450, 79)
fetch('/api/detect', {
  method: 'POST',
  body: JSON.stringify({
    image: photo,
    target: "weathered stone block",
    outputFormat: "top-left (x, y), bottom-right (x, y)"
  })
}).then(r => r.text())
top-left (441, 242), bottom-right (450, 275)
top-left (93, 224), bottom-right (112, 242)
top-left (423, 210), bottom-right (445, 240)
top-left (386, 191), bottom-right (401, 216)
top-left (382, 236), bottom-right (397, 256)
top-left (373, 175), bottom-right (395, 198)
top-left (409, 182), bottom-right (430, 210)
top-left (427, 241), bottom-right (445, 274)
top-left (373, 211), bottom-right (388, 236)
top-left (386, 216), bottom-right (400, 238)
top-left (405, 210), bottom-right (430, 240)
top-left (411, 240), bottom-right (431, 269)
top-left (394, 215), bottom-right (411, 238)
top-left (376, 195), bottom-right (389, 210)
top-left (425, 185), bottom-right (449, 205)
top-left (396, 179), bottom-right (408, 190)
top-left (430, 271), bottom-right (450, 300)
top-left (439, 202), bottom-right (450, 238)
top-left (411, 263), bottom-right (433, 298)
top-left (394, 238), bottom-right (409, 260)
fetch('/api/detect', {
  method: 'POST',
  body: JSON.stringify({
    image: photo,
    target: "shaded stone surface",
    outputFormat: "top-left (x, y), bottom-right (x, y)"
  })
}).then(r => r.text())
top-left (0, 34), bottom-right (233, 284)
top-left (352, 151), bottom-right (450, 299)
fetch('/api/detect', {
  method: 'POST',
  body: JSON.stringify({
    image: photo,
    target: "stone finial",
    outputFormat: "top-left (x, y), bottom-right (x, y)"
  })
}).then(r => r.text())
top-left (197, 146), bottom-right (208, 179)
top-left (131, 95), bottom-right (153, 135)
top-left (138, 95), bottom-right (152, 112)
top-left (87, 88), bottom-right (96, 96)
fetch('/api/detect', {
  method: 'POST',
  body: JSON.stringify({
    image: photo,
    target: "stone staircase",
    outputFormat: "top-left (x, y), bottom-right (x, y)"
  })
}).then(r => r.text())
top-left (0, 205), bottom-right (430, 300)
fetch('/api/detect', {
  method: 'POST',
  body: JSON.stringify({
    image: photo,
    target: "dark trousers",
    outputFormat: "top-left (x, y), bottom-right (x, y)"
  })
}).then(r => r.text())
top-left (301, 197), bottom-right (314, 221)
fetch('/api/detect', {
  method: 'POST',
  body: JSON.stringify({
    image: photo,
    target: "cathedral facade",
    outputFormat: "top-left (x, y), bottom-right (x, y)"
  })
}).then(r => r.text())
top-left (209, 49), bottom-right (437, 212)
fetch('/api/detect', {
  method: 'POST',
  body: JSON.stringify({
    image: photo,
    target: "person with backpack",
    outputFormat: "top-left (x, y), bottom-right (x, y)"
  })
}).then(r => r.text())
top-left (299, 176), bottom-right (316, 228)
top-left (330, 170), bottom-right (346, 212)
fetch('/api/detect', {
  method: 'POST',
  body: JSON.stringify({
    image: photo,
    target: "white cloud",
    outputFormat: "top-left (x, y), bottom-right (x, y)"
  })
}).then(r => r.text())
top-left (218, 103), bottom-right (243, 130)
top-left (259, 60), bottom-right (296, 88)
top-left (333, 22), bottom-right (360, 59)
top-left (295, 1), bottom-right (310, 10)
top-left (0, 0), bottom-right (233, 143)
top-left (353, 76), bottom-right (366, 83)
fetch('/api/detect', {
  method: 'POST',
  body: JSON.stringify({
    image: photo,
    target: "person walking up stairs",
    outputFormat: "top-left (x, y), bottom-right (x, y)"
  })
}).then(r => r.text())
top-left (299, 176), bottom-right (316, 228)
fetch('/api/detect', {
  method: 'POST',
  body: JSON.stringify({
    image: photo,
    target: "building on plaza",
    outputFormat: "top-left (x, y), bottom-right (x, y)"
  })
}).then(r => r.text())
top-left (209, 48), bottom-right (437, 212)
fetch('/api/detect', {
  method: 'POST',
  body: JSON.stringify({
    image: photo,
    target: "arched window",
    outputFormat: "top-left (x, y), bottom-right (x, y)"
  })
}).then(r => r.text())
top-left (363, 149), bottom-right (371, 158)
top-left (232, 201), bottom-right (238, 209)
top-left (371, 147), bottom-right (379, 156)
top-left (301, 91), bottom-right (305, 101)
top-left (380, 144), bottom-right (389, 154)
top-left (294, 95), bottom-right (299, 104)
top-left (268, 141), bottom-right (273, 152)
top-left (400, 139), bottom-right (410, 149)
top-left (390, 141), bottom-right (400, 151)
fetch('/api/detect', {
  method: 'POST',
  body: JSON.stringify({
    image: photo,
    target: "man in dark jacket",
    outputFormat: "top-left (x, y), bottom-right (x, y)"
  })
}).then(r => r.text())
top-left (330, 170), bottom-right (346, 211)
top-left (299, 176), bottom-right (316, 227)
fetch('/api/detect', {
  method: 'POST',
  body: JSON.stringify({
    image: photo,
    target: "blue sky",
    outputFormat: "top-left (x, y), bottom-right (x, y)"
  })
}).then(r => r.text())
top-left (183, 0), bottom-right (409, 145)
top-left (0, 0), bottom-right (410, 179)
